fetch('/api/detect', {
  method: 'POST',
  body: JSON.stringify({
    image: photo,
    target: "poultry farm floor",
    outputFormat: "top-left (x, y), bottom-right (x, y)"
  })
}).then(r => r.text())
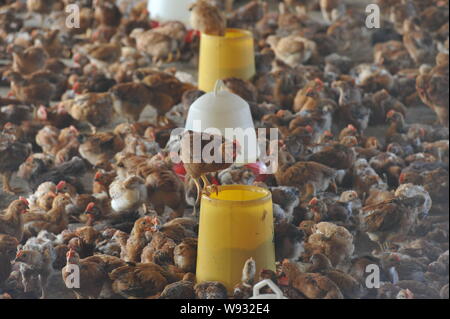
top-left (0, 0), bottom-right (448, 299)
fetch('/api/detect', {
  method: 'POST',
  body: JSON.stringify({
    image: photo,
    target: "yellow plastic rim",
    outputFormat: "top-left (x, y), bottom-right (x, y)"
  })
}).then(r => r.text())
top-left (202, 185), bottom-right (271, 205)
top-left (200, 28), bottom-right (253, 40)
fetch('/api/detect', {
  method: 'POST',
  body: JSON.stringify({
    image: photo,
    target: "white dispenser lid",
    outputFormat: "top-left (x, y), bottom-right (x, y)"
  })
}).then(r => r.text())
top-left (147, 0), bottom-right (195, 27)
top-left (185, 80), bottom-right (259, 164)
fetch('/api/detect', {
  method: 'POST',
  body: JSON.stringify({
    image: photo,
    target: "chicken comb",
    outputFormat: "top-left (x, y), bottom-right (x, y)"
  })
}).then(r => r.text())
top-left (324, 130), bottom-right (333, 137)
top-left (15, 250), bottom-right (24, 259)
top-left (94, 171), bottom-right (102, 180)
top-left (150, 21), bottom-right (160, 29)
top-left (85, 202), bottom-right (95, 212)
top-left (66, 248), bottom-right (76, 258)
top-left (308, 197), bottom-right (319, 206)
top-left (347, 124), bottom-right (357, 131)
top-left (386, 110), bottom-right (396, 118)
top-left (3, 122), bottom-right (14, 129)
top-left (56, 181), bottom-right (66, 190)
top-left (184, 30), bottom-right (200, 43)
top-left (399, 173), bottom-right (406, 184)
top-left (19, 197), bottom-right (29, 206)
top-left (69, 125), bottom-right (79, 134)
top-left (72, 82), bottom-right (80, 93)
top-left (314, 78), bottom-right (324, 90)
top-left (73, 53), bottom-right (81, 63)
top-left (278, 274), bottom-right (290, 286)
top-left (305, 125), bottom-right (314, 133)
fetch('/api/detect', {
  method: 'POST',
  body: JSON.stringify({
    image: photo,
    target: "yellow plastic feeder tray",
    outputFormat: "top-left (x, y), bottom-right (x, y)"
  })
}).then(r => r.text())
top-left (196, 185), bottom-right (276, 293)
top-left (198, 29), bottom-right (256, 92)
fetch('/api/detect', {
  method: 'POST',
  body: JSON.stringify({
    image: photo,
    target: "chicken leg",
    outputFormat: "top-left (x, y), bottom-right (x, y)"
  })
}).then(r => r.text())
top-left (200, 175), bottom-right (219, 197)
top-left (2, 172), bottom-right (22, 194)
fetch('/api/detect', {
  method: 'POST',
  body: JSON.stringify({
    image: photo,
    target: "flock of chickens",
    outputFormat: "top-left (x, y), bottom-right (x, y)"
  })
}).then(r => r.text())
top-left (0, 0), bottom-right (449, 299)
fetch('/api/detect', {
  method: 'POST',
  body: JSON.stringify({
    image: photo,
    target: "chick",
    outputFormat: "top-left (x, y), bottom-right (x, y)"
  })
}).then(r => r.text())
top-left (267, 34), bottom-right (317, 68)
top-left (110, 82), bottom-right (154, 123)
top-left (308, 253), bottom-right (364, 298)
top-left (109, 175), bottom-right (147, 214)
top-left (130, 28), bottom-right (180, 65)
top-left (281, 259), bottom-right (344, 299)
top-left (15, 248), bottom-right (53, 299)
top-left (173, 238), bottom-right (197, 273)
top-left (194, 281), bottom-right (228, 299)
top-left (416, 53), bottom-right (449, 127)
top-left (305, 222), bottom-right (354, 268)
top-left (189, 0), bottom-right (227, 36)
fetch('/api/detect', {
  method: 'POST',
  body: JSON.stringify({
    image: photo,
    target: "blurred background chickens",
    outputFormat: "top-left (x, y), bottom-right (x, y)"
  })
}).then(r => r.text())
top-left (0, 0), bottom-right (448, 300)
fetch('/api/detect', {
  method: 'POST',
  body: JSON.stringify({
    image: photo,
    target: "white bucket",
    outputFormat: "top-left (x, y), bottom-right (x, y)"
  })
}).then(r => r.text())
top-left (147, 0), bottom-right (195, 27)
top-left (250, 279), bottom-right (287, 299)
top-left (185, 80), bottom-right (259, 164)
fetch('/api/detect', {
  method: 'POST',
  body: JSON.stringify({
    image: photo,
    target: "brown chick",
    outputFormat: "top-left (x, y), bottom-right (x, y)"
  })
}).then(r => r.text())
top-left (9, 44), bottom-right (48, 75)
top-left (109, 262), bottom-right (178, 298)
top-left (61, 93), bottom-right (114, 134)
top-left (3, 70), bottom-right (55, 106)
top-left (159, 279), bottom-right (196, 299)
top-left (308, 253), bottom-right (364, 299)
top-left (304, 222), bottom-right (354, 268)
top-left (274, 220), bottom-right (305, 261)
top-left (78, 131), bottom-right (124, 166)
top-left (26, 0), bottom-right (55, 26)
top-left (124, 216), bottom-right (154, 263)
top-left (307, 143), bottom-right (355, 170)
top-left (275, 149), bottom-right (337, 193)
top-left (402, 18), bottom-right (437, 65)
top-left (0, 234), bottom-right (19, 289)
top-left (145, 168), bottom-right (185, 218)
top-left (180, 130), bottom-right (239, 209)
top-left (94, 0), bottom-right (122, 28)
top-left (23, 193), bottom-right (71, 238)
top-left (62, 249), bottom-right (109, 299)
top-left (15, 248), bottom-right (53, 298)
top-left (416, 53), bottom-right (449, 127)
top-left (189, 0), bottom-right (226, 36)
top-left (141, 231), bottom-right (176, 264)
top-left (228, 0), bottom-right (267, 29)
top-left (222, 77), bottom-right (258, 103)
top-left (93, 170), bottom-right (116, 194)
top-left (0, 198), bottom-right (29, 241)
top-left (360, 195), bottom-right (426, 250)
top-left (281, 259), bottom-right (344, 299)
top-left (110, 82), bottom-right (154, 123)
top-left (267, 34), bottom-right (317, 68)
top-left (131, 29), bottom-right (180, 65)
top-left (0, 132), bottom-right (32, 194)
top-left (84, 43), bottom-right (121, 75)
top-left (195, 281), bottom-right (228, 299)
top-left (150, 217), bottom-right (197, 243)
top-left (173, 238), bottom-right (197, 273)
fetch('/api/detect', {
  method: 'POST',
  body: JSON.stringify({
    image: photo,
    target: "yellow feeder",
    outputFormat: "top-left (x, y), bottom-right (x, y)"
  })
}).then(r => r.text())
top-left (196, 185), bottom-right (276, 293)
top-left (198, 29), bottom-right (256, 92)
